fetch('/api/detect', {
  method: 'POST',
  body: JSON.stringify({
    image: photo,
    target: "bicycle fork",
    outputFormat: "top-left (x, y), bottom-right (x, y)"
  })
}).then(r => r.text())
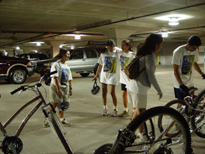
top-left (41, 103), bottom-right (67, 137)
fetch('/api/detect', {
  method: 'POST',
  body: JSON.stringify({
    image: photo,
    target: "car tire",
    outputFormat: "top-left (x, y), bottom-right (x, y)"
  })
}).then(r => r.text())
top-left (10, 68), bottom-right (27, 84)
top-left (80, 73), bottom-right (90, 77)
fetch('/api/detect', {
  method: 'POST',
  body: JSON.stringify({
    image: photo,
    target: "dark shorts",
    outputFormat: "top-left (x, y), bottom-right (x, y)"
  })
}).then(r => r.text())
top-left (121, 83), bottom-right (127, 91)
top-left (174, 86), bottom-right (194, 100)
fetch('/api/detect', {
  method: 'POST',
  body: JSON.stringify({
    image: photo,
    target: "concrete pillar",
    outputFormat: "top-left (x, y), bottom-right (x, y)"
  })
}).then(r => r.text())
top-left (46, 40), bottom-right (65, 58)
top-left (21, 46), bottom-right (34, 53)
top-left (100, 28), bottom-right (136, 48)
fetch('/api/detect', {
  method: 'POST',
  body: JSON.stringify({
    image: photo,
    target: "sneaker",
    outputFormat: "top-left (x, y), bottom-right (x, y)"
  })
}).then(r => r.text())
top-left (60, 118), bottom-right (71, 127)
top-left (102, 109), bottom-right (108, 116)
top-left (43, 119), bottom-right (50, 128)
top-left (111, 109), bottom-right (118, 117)
top-left (119, 110), bottom-right (130, 117)
top-left (135, 133), bottom-right (148, 144)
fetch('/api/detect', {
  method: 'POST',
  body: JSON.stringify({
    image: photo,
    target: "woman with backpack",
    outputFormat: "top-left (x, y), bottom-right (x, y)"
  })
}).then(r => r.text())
top-left (128, 33), bottom-right (163, 142)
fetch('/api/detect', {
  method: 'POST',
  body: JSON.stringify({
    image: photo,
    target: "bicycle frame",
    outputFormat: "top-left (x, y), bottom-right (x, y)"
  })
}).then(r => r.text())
top-left (0, 86), bottom-right (48, 150)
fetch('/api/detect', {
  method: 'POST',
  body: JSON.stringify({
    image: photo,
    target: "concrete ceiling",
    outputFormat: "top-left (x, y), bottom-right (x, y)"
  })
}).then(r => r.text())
top-left (1, 0), bottom-right (205, 53)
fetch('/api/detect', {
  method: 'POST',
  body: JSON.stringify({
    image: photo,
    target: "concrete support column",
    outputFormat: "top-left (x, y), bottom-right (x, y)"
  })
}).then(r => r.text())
top-left (21, 46), bottom-right (34, 53)
top-left (46, 40), bottom-right (65, 58)
top-left (100, 28), bottom-right (136, 48)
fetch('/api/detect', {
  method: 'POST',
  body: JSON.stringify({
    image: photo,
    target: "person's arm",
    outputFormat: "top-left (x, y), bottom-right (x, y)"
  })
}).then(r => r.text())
top-left (145, 55), bottom-right (162, 99)
top-left (194, 62), bottom-right (203, 75)
top-left (94, 64), bottom-right (102, 80)
top-left (173, 64), bottom-right (183, 85)
top-left (69, 80), bottom-right (72, 96)
top-left (54, 77), bottom-right (62, 96)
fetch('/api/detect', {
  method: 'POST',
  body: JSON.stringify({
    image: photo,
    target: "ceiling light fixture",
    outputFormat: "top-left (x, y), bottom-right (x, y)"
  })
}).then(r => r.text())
top-left (36, 42), bottom-right (41, 46)
top-left (74, 35), bottom-right (81, 40)
top-left (168, 17), bottom-right (179, 26)
top-left (16, 46), bottom-right (20, 50)
top-left (71, 46), bottom-right (75, 49)
top-left (59, 44), bottom-right (63, 48)
top-left (162, 32), bottom-right (169, 38)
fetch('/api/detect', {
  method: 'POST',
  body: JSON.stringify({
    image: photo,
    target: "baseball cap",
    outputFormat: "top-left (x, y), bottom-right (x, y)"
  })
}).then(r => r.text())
top-left (106, 39), bottom-right (116, 47)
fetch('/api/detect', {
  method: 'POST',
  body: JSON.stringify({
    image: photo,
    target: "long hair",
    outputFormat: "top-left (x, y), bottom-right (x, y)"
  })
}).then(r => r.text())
top-left (137, 33), bottom-right (163, 56)
top-left (122, 39), bottom-right (133, 52)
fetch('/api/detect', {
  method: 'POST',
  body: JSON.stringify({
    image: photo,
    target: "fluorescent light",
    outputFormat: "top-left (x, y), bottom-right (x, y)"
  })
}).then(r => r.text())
top-left (59, 44), bottom-right (63, 48)
top-left (155, 14), bottom-right (192, 21)
top-left (71, 46), bottom-right (75, 49)
top-left (36, 42), bottom-right (41, 46)
top-left (16, 46), bottom-right (20, 50)
top-left (168, 17), bottom-right (179, 26)
top-left (74, 35), bottom-right (81, 40)
top-left (162, 32), bottom-right (169, 38)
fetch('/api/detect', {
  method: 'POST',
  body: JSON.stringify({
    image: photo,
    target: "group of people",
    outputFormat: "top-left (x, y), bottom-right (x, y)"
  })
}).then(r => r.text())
top-left (45, 33), bottom-right (204, 142)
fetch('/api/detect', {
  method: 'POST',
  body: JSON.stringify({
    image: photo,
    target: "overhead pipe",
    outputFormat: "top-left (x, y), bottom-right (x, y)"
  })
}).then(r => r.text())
top-left (1, 2), bottom-right (205, 48)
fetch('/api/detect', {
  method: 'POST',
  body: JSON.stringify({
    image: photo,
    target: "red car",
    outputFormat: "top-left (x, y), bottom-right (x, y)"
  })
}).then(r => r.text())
top-left (0, 54), bottom-right (34, 84)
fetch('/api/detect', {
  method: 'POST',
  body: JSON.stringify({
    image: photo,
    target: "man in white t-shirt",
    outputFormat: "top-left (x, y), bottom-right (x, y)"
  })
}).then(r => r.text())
top-left (94, 39), bottom-right (122, 116)
top-left (172, 35), bottom-right (204, 100)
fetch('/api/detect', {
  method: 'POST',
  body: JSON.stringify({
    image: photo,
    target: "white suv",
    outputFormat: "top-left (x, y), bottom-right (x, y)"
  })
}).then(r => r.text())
top-left (38, 48), bottom-right (100, 77)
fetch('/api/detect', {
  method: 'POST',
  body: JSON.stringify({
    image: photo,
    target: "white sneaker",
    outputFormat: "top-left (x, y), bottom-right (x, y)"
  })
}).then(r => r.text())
top-left (111, 109), bottom-right (118, 117)
top-left (102, 109), bottom-right (108, 116)
top-left (43, 119), bottom-right (50, 128)
top-left (60, 118), bottom-right (71, 127)
top-left (135, 133), bottom-right (148, 144)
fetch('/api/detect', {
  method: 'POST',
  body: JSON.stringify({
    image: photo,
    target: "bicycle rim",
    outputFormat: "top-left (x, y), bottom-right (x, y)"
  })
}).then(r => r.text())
top-left (158, 100), bottom-right (188, 137)
top-left (124, 106), bottom-right (191, 154)
top-left (191, 89), bottom-right (205, 138)
top-left (48, 112), bottom-right (74, 154)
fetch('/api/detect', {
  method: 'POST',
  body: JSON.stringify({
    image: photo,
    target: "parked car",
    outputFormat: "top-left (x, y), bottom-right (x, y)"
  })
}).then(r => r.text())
top-left (0, 53), bottom-right (34, 84)
top-left (17, 53), bottom-right (50, 76)
top-left (37, 48), bottom-right (100, 77)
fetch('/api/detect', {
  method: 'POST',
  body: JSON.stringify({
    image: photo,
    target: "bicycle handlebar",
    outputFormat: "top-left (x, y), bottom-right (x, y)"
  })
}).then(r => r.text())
top-left (11, 70), bottom-right (57, 95)
top-left (11, 86), bottom-right (25, 95)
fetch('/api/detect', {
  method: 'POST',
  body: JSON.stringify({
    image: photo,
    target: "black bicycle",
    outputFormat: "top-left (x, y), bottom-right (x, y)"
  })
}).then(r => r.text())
top-left (158, 88), bottom-right (205, 138)
top-left (94, 106), bottom-right (191, 154)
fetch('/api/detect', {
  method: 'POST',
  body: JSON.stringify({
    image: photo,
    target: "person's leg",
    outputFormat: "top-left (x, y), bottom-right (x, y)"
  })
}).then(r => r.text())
top-left (109, 84), bottom-right (117, 106)
top-left (102, 83), bottom-right (107, 106)
top-left (120, 84), bottom-right (130, 117)
top-left (132, 108), bottom-right (146, 133)
top-left (102, 83), bottom-right (108, 115)
top-left (109, 84), bottom-right (118, 117)
top-left (174, 87), bottom-right (184, 108)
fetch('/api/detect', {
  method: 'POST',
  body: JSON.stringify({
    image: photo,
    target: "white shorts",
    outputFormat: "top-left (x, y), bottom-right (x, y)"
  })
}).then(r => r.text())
top-left (127, 90), bottom-right (147, 108)
top-left (50, 84), bottom-right (70, 103)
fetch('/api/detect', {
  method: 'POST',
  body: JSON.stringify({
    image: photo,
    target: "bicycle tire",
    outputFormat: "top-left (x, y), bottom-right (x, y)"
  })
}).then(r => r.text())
top-left (191, 89), bottom-right (205, 138)
top-left (158, 100), bottom-right (187, 137)
top-left (48, 112), bottom-right (74, 154)
top-left (126, 106), bottom-right (191, 154)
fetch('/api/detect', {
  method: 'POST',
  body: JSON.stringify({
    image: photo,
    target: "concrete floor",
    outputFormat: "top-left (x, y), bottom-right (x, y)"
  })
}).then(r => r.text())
top-left (0, 65), bottom-right (205, 154)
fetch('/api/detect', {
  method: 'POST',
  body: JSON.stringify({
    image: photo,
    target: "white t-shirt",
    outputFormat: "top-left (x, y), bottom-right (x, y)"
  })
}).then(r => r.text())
top-left (51, 60), bottom-right (73, 88)
top-left (118, 51), bottom-right (135, 84)
top-left (98, 47), bottom-right (122, 85)
top-left (171, 44), bottom-right (199, 88)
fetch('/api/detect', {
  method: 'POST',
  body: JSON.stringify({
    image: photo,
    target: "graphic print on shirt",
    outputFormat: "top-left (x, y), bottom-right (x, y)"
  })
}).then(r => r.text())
top-left (103, 56), bottom-right (117, 73)
top-left (120, 55), bottom-right (130, 71)
top-left (181, 55), bottom-right (195, 75)
top-left (61, 68), bottom-right (70, 85)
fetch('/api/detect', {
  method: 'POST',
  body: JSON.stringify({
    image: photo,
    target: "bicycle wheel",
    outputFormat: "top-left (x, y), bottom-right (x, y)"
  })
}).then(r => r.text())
top-left (191, 89), bottom-right (205, 138)
top-left (48, 112), bottom-right (74, 154)
top-left (158, 100), bottom-right (188, 137)
top-left (110, 106), bottom-right (191, 154)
